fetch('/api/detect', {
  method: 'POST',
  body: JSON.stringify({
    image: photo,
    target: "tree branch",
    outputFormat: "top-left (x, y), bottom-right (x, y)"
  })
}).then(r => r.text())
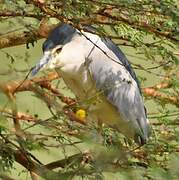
top-left (142, 87), bottom-right (179, 107)
top-left (0, 72), bottom-right (86, 125)
top-left (0, 174), bottom-right (15, 180)
top-left (0, 11), bottom-right (44, 19)
top-left (0, 20), bottom-right (56, 49)
top-left (28, 0), bottom-right (178, 42)
top-left (45, 153), bottom-right (84, 170)
top-left (1, 72), bottom-right (178, 119)
top-left (0, 108), bottom-right (36, 122)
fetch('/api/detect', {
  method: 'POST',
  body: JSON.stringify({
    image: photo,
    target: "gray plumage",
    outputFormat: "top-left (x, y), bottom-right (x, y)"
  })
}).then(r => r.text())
top-left (31, 23), bottom-right (150, 145)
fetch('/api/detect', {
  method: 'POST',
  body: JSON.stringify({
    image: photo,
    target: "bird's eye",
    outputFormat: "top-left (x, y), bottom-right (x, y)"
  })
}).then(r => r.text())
top-left (56, 47), bottom-right (62, 54)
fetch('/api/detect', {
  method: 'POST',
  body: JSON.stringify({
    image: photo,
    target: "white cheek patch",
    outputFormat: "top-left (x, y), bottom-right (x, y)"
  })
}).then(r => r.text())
top-left (47, 56), bottom-right (62, 69)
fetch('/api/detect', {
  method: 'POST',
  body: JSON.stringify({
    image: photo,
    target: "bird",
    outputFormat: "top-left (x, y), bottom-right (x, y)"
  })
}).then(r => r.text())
top-left (31, 23), bottom-right (150, 145)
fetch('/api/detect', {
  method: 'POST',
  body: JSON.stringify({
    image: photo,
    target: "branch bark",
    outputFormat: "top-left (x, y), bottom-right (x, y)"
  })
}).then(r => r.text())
top-left (0, 107), bottom-right (37, 122)
top-left (0, 20), bottom-right (56, 49)
top-left (0, 11), bottom-right (44, 19)
top-left (142, 87), bottom-right (179, 107)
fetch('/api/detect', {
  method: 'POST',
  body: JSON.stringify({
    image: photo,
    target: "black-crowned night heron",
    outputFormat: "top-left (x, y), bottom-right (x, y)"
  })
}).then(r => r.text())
top-left (31, 23), bottom-right (150, 145)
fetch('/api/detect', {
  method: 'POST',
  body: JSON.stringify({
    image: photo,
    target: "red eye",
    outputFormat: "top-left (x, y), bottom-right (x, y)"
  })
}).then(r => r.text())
top-left (56, 47), bottom-right (62, 54)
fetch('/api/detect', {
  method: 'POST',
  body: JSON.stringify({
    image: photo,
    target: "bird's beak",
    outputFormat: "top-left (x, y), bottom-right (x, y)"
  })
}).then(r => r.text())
top-left (31, 52), bottom-right (51, 76)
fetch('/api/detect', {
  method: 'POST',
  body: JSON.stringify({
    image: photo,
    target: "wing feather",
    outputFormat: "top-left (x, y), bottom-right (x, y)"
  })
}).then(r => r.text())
top-left (85, 35), bottom-right (149, 139)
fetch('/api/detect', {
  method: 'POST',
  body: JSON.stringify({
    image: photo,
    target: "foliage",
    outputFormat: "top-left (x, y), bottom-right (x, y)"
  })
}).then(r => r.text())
top-left (0, 0), bottom-right (179, 180)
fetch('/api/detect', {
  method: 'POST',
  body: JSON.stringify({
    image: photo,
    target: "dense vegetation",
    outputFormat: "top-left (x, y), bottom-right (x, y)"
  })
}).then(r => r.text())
top-left (0, 0), bottom-right (179, 179)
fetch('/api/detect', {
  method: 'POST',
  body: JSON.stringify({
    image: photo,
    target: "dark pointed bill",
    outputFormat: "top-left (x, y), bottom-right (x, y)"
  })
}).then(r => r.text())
top-left (31, 52), bottom-right (51, 76)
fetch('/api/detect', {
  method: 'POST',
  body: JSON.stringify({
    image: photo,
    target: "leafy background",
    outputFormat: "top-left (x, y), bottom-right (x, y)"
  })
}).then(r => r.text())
top-left (0, 0), bottom-right (179, 180)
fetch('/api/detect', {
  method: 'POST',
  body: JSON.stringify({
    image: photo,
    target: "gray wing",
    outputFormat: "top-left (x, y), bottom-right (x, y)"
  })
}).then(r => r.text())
top-left (101, 38), bottom-right (141, 93)
top-left (86, 36), bottom-right (150, 141)
top-left (83, 25), bottom-right (141, 92)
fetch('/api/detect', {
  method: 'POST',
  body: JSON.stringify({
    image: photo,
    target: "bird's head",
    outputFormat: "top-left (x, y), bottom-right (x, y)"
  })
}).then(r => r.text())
top-left (31, 23), bottom-right (76, 76)
top-left (31, 45), bottom-right (64, 76)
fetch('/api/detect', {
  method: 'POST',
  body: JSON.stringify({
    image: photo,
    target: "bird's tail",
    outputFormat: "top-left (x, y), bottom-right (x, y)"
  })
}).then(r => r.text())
top-left (135, 118), bottom-right (151, 145)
